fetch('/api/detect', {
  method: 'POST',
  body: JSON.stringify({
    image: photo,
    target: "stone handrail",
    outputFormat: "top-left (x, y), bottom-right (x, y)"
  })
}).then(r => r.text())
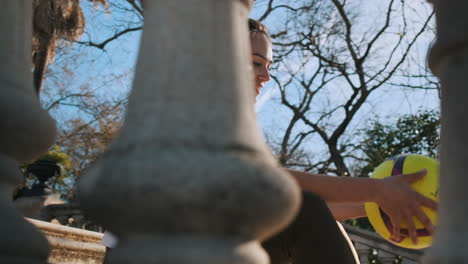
top-left (29, 218), bottom-right (105, 264)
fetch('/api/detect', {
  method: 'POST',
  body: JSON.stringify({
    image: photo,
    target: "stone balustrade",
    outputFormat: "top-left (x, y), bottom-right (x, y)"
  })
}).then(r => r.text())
top-left (0, 1), bottom-right (56, 262)
top-left (36, 203), bottom-right (423, 264)
top-left (29, 218), bottom-right (106, 264)
top-left (1, 0), bottom-right (468, 263)
top-left (421, 1), bottom-right (468, 262)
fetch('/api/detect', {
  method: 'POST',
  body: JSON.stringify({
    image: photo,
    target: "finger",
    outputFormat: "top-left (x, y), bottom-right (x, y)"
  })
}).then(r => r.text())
top-left (404, 210), bottom-right (418, 245)
top-left (419, 195), bottom-right (438, 211)
top-left (390, 212), bottom-right (401, 242)
top-left (402, 169), bottom-right (428, 183)
top-left (413, 206), bottom-right (435, 235)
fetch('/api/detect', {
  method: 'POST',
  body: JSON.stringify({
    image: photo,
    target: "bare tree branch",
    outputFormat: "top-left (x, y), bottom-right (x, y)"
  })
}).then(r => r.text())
top-left (260, 0), bottom-right (436, 176)
top-left (74, 26), bottom-right (143, 50)
top-left (125, 0), bottom-right (143, 16)
top-left (46, 93), bottom-right (91, 110)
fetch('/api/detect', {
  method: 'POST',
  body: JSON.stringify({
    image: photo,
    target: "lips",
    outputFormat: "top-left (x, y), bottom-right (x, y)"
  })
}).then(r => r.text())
top-left (256, 84), bottom-right (263, 95)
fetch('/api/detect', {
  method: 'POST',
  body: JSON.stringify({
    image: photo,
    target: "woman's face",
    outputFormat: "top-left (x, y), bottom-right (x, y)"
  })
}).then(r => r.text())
top-left (250, 33), bottom-right (273, 96)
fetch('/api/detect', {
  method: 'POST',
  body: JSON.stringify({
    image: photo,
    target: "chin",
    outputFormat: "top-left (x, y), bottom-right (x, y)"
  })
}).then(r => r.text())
top-left (256, 87), bottom-right (262, 95)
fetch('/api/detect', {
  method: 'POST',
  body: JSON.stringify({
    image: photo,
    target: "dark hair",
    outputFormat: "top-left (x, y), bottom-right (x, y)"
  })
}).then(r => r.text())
top-left (248, 18), bottom-right (270, 39)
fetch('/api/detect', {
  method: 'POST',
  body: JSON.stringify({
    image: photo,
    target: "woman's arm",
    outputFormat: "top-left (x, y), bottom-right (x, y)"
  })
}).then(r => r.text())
top-left (288, 169), bottom-right (374, 220)
top-left (286, 168), bottom-right (438, 244)
top-left (288, 169), bottom-right (382, 203)
top-left (327, 202), bottom-right (366, 221)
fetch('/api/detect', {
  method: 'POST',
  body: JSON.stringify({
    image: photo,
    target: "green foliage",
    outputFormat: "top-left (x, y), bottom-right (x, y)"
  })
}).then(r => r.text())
top-left (356, 110), bottom-right (440, 178)
top-left (345, 217), bottom-right (374, 232)
top-left (36, 145), bottom-right (72, 186)
top-left (18, 145), bottom-right (73, 200)
top-left (38, 145), bottom-right (72, 175)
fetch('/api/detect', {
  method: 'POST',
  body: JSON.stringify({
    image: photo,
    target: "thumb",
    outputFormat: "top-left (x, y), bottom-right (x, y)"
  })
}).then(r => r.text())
top-left (402, 168), bottom-right (428, 183)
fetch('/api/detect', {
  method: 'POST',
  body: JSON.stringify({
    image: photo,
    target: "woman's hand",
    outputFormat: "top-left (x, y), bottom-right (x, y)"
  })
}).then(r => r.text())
top-left (375, 169), bottom-right (438, 245)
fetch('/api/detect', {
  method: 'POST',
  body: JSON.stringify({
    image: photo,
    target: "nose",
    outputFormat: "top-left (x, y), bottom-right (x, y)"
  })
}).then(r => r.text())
top-left (256, 66), bottom-right (270, 84)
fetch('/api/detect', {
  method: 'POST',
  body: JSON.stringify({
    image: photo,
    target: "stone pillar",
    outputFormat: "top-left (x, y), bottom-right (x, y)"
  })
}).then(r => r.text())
top-left (77, 0), bottom-right (300, 263)
top-left (422, 0), bottom-right (468, 263)
top-left (0, 1), bottom-right (56, 263)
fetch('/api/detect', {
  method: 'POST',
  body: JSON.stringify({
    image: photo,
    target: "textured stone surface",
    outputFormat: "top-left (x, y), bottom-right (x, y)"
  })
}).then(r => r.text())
top-left (30, 218), bottom-right (105, 264)
top-left (423, 0), bottom-right (468, 263)
top-left (0, 0), bottom-right (56, 164)
top-left (0, 1), bottom-right (56, 263)
top-left (77, 0), bottom-right (300, 263)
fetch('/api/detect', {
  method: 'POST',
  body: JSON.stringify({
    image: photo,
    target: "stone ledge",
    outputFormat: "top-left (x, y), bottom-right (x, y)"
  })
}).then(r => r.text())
top-left (29, 206), bottom-right (425, 263)
top-left (28, 218), bottom-right (106, 264)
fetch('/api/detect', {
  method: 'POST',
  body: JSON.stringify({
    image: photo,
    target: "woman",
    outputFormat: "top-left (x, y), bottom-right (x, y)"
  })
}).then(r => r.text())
top-left (248, 18), bottom-right (437, 264)
top-left (249, 18), bottom-right (358, 264)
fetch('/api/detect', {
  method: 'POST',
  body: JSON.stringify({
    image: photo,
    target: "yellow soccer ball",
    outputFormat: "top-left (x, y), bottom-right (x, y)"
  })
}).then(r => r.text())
top-left (364, 154), bottom-right (439, 249)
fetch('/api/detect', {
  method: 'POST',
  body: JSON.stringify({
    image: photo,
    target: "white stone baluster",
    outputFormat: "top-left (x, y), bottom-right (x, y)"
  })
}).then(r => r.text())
top-left (422, 0), bottom-right (468, 263)
top-left (0, 0), bottom-right (56, 262)
top-left (77, 0), bottom-right (300, 263)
